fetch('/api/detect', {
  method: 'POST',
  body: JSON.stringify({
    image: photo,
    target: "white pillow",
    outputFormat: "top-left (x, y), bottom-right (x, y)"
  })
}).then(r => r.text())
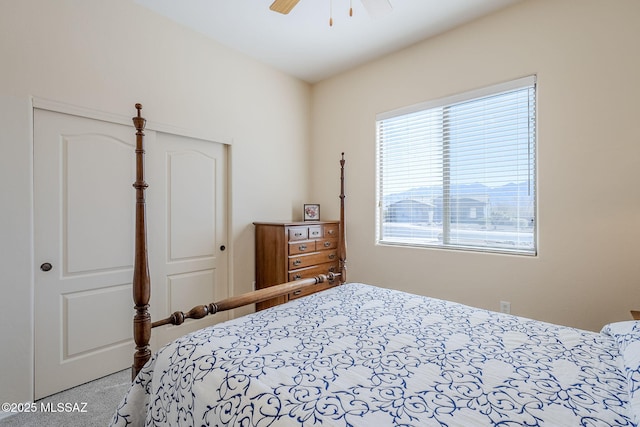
top-left (601, 321), bottom-right (640, 423)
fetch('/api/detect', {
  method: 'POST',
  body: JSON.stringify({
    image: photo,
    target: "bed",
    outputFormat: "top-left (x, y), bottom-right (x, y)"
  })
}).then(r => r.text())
top-left (112, 105), bottom-right (638, 426)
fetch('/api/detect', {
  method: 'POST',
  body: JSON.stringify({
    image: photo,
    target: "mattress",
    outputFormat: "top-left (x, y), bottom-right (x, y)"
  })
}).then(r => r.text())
top-left (111, 282), bottom-right (638, 426)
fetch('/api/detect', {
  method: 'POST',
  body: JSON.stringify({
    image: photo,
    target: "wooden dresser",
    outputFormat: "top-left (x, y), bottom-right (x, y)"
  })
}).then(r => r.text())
top-left (253, 220), bottom-right (340, 310)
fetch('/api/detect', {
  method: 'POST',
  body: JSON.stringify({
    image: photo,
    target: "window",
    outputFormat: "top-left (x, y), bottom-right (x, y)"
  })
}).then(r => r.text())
top-left (376, 76), bottom-right (536, 255)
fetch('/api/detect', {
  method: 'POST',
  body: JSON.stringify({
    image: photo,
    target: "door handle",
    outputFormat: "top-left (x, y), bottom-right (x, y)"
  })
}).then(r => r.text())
top-left (40, 262), bottom-right (53, 272)
top-left (219, 245), bottom-right (226, 251)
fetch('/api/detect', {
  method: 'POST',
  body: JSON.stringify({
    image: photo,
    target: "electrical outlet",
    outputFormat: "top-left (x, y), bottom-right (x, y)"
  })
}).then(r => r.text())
top-left (500, 301), bottom-right (511, 314)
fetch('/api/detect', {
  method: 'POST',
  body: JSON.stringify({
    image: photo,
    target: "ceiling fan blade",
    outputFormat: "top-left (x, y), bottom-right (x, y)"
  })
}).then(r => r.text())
top-left (269, 0), bottom-right (301, 15)
top-left (361, 0), bottom-right (392, 18)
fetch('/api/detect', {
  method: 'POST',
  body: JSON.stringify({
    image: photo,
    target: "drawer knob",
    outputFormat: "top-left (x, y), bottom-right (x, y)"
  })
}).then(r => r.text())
top-left (324, 241), bottom-right (330, 247)
top-left (328, 230), bottom-right (335, 235)
top-left (295, 232), bottom-right (302, 237)
top-left (294, 274), bottom-right (302, 280)
top-left (299, 244), bottom-right (307, 251)
top-left (293, 290), bottom-right (302, 295)
top-left (328, 254), bottom-right (336, 260)
top-left (294, 259), bottom-right (302, 266)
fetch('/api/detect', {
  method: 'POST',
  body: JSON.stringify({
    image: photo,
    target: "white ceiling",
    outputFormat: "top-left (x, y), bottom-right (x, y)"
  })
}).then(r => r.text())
top-left (135, 0), bottom-right (522, 83)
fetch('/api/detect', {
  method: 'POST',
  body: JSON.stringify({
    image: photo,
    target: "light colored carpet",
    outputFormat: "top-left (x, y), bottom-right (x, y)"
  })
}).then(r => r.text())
top-left (0, 369), bottom-right (130, 427)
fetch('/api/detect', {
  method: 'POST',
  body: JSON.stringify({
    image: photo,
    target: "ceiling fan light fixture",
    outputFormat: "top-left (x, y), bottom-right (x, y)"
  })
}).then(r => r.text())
top-left (270, 0), bottom-right (392, 25)
top-left (269, 0), bottom-right (301, 15)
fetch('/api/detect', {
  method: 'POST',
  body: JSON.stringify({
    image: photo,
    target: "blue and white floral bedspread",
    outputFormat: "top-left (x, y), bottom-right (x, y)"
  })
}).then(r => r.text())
top-left (111, 283), bottom-right (635, 426)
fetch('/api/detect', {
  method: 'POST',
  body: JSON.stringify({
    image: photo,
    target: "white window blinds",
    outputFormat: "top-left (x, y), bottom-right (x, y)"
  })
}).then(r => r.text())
top-left (376, 76), bottom-right (536, 255)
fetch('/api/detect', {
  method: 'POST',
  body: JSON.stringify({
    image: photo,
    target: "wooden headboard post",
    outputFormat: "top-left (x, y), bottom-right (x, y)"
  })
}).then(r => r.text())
top-left (339, 152), bottom-right (346, 283)
top-left (131, 104), bottom-right (151, 380)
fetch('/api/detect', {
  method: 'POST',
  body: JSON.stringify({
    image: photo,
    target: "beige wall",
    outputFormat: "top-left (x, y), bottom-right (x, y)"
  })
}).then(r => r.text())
top-left (311, 0), bottom-right (640, 332)
top-left (0, 0), bottom-right (311, 405)
top-left (2, 0), bottom-right (639, 409)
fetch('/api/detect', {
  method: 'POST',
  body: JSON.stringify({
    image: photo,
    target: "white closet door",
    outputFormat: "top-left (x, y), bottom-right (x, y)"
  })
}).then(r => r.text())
top-left (34, 108), bottom-right (139, 399)
top-left (147, 131), bottom-right (229, 348)
top-left (34, 108), bottom-right (228, 398)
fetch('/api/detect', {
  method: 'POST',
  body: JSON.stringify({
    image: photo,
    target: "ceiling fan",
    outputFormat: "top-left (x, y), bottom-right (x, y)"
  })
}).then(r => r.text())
top-left (270, 0), bottom-right (392, 19)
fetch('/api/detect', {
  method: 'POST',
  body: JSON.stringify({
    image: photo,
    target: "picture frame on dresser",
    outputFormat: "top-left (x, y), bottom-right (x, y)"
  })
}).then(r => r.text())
top-left (303, 204), bottom-right (320, 221)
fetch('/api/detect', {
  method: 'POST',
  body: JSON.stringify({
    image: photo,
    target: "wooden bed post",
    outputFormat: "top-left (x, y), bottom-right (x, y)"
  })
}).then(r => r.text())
top-left (339, 153), bottom-right (346, 283)
top-left (131, 104), bottom-right (151, 379)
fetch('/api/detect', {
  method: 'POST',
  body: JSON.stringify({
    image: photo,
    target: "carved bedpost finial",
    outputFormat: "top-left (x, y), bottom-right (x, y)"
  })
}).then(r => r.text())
top-left (133, 104), bottom-right (146, 135)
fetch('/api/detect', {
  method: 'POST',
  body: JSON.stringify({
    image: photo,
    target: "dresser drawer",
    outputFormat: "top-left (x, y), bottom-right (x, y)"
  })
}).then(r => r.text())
top-left (308, 225), bottom-right (322, 239)
top-left (289, 281), bottom-right (336, 300)
top-left (316, 238), bottom-right (337, 250)
top-left (289, 250), bottom-right (338, 270)
top-left (288, 240), bottom-right (315, 255)
top-left (324, 224), bottom-right (339, 238)
top-left (288, 226), bottom-right (308, 241)
top-left (288, 262), bottom-right (340, 281)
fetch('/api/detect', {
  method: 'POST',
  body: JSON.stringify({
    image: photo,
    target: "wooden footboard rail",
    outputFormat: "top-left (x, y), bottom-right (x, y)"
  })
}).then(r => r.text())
top-left (130, 104), bottom-right (346, 379)
top-left (151, 273), bottom-right (340, 328)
